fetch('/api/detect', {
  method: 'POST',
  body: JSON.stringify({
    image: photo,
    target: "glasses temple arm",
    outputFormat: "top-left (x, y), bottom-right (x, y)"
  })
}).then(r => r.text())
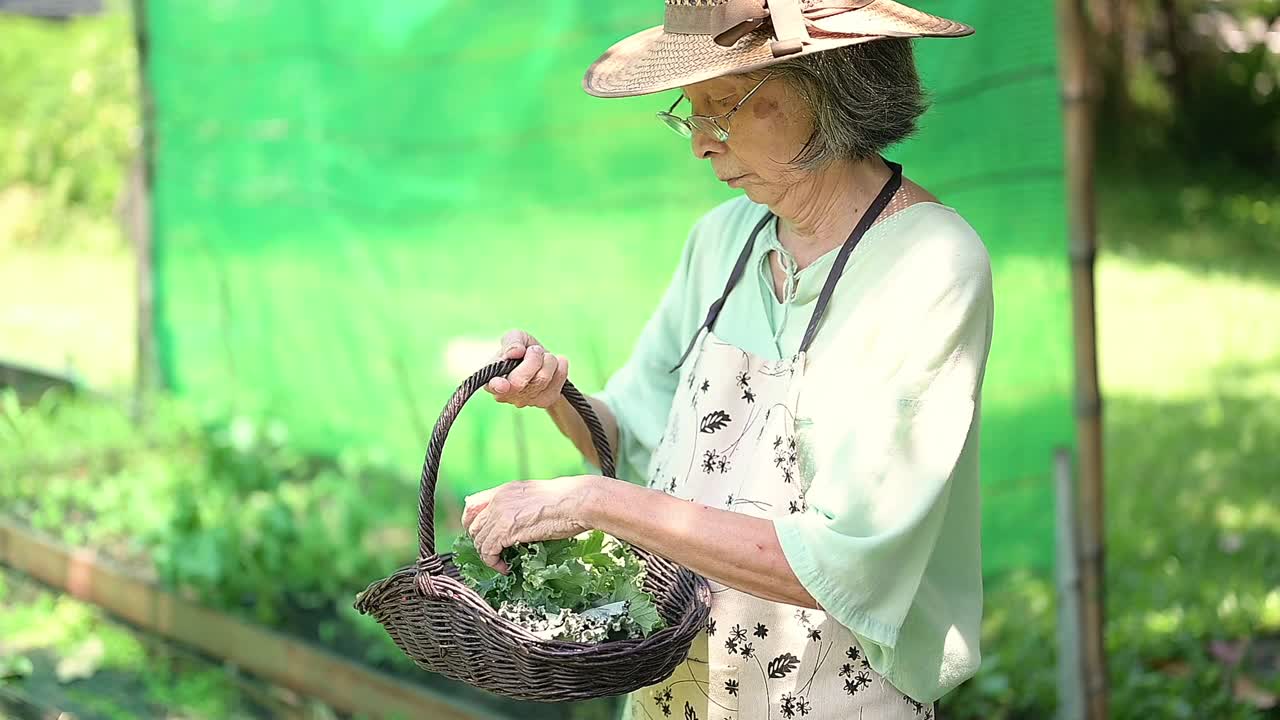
top-left (732, 72), bottom-right (775, 112)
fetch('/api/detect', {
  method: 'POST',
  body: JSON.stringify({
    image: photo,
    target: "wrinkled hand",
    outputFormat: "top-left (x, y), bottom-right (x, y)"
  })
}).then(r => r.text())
top-left (483, 329), bottom-right (569, 409)
top-left (461, 476), bottom-right (598, 574)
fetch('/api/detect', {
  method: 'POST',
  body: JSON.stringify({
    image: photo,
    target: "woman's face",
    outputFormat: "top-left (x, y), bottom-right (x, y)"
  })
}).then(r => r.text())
top-left (678, 74), bottom-right (815, 205)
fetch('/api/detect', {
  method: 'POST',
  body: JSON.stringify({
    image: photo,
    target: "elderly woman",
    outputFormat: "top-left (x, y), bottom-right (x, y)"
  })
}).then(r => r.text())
top-left (462, 1), bottom-right (992, 717)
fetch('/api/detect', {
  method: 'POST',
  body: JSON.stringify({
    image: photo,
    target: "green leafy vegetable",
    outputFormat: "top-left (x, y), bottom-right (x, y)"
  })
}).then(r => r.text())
top-left (450, 530), bottom-right (667, 643)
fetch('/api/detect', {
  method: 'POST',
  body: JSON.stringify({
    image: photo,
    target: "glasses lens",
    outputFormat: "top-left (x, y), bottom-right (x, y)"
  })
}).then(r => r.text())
top-left (689, 117), bottom-right (728, 142)
top-left (657, 113), bottom-right (693, 138)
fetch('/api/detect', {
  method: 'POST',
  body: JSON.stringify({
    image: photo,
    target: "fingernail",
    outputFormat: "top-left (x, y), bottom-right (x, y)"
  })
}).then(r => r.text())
top-left (504, 345), bottom-right (519, 357)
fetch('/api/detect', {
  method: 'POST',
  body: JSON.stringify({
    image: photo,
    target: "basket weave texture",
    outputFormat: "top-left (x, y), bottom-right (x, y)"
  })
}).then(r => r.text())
top-left (354, 358), bottom-right (712, 702)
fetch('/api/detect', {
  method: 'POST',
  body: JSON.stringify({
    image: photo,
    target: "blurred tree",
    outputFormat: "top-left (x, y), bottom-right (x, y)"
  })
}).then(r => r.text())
top-left (1089, 0), bottom-right (1280, 174)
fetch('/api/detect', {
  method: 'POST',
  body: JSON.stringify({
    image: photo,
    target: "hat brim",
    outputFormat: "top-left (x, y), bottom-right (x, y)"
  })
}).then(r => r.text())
top-left (583, 0), bottom-right (973, 98)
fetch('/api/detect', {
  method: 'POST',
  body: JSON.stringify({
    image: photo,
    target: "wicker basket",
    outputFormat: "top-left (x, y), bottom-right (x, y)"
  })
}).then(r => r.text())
top-left (354, 358), bottom-right (712, 702)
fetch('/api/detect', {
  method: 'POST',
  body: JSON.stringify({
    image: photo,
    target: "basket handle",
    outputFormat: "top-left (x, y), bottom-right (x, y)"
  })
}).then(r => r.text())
top-left (417, 358), bottom-right (618, 559)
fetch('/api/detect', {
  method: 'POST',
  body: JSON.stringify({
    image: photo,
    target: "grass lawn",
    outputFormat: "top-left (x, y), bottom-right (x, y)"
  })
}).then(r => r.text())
top-left (0, 245), bottom-right (135, 394)
top-left (941, 165), bottom-right (1280, 719)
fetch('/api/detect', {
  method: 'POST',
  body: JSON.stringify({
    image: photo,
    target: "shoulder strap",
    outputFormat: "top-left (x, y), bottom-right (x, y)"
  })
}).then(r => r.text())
top-left (798, 159), bottom-right (903, 353)
top-left (669, 210), bottom-right (774, 373)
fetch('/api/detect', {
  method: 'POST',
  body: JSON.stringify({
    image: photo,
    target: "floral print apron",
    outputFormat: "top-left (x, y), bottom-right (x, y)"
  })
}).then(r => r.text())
top-left (624, 162), bottom-right (933, 720)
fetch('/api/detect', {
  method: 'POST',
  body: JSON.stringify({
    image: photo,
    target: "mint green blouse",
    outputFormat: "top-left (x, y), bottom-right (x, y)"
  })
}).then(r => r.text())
top-left (592, 195), bottom-right (994, 703)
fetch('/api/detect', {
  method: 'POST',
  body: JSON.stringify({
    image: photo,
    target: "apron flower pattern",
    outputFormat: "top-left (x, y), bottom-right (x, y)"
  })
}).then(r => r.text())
top-left (624, 162), bottom-right (933, 720)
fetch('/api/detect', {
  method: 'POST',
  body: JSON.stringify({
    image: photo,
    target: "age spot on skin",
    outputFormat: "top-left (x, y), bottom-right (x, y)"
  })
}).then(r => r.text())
top-left (751, 98), bottom-right (778, 119)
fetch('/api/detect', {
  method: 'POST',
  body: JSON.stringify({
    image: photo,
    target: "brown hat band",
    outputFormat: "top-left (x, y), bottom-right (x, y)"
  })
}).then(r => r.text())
top-left (664, 0), bottom-right (877, 56)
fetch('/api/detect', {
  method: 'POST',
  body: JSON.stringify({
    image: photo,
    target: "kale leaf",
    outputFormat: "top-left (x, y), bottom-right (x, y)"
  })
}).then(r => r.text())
top-left (450, 530), bottom-right (667, 642)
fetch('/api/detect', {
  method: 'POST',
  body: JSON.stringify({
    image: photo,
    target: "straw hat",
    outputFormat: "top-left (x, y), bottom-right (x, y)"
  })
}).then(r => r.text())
top-left (583, 0), bottom-right (973, 98)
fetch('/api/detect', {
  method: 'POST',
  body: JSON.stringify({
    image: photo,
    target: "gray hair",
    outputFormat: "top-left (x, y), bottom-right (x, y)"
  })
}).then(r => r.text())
top-left (745, 38), bottom-right (928, 169)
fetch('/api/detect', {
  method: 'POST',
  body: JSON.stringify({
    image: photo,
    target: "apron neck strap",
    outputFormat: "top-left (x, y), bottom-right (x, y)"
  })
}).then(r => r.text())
top-left (668, 158), bottom-right (903, 373)
top-left (798, 159), bottom-right (903, 354)
top-left (669, 211), bottom-right (773, 374)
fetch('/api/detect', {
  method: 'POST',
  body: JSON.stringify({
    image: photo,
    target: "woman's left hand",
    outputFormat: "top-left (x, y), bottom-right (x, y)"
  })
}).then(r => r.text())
top-left (461, 475), bottom-right (600, 574)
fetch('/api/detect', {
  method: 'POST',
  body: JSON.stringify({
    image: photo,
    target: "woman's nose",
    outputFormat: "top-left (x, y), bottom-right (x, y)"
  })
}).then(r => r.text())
top-left (691, 129), bottom-right (725, 160)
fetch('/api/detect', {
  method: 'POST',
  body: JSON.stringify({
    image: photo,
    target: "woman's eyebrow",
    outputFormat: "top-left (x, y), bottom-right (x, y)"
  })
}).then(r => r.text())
top-left (687, 91), bottom-right (734, 110)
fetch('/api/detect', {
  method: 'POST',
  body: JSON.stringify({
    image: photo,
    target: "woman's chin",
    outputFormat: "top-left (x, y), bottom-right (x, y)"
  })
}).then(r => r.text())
top-left (740, 185), bottom-right (769, 205)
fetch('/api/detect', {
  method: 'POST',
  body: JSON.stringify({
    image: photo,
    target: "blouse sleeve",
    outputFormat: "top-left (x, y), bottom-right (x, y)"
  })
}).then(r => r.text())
top-left (591, 220), bottom-right (707, 485)
top-left (772, 228), bottom-right (994, 676)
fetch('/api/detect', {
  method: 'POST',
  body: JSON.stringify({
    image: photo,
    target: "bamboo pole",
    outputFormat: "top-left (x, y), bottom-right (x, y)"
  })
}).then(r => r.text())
top-left (129, 0), bottom-right (158, 418)
top-left (1055, 448), bottom-right (1084, 720)
top-left (1055, 0), bottom-right (1108, 718)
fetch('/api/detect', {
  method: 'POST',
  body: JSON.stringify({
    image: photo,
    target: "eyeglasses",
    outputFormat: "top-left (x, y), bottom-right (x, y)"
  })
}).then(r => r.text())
top-left (656, 73), bottom-right (774, 143)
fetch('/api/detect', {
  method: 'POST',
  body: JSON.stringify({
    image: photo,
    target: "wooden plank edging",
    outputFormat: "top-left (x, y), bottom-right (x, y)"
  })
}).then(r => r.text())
top-left (0, 518), bottom-right (497, 720)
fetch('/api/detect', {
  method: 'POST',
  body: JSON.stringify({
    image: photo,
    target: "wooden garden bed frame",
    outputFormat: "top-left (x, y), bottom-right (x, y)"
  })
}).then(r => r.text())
top-left (0, 518), bottom-right (499, 720)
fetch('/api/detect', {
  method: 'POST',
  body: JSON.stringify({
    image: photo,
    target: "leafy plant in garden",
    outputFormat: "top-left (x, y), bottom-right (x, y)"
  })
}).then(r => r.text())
top-left (451, 530), bottom-right (666, 643)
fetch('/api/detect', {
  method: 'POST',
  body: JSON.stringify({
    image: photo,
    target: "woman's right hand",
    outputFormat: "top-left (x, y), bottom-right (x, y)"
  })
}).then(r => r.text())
top-left (483, 329), bottom-right (570, 409)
